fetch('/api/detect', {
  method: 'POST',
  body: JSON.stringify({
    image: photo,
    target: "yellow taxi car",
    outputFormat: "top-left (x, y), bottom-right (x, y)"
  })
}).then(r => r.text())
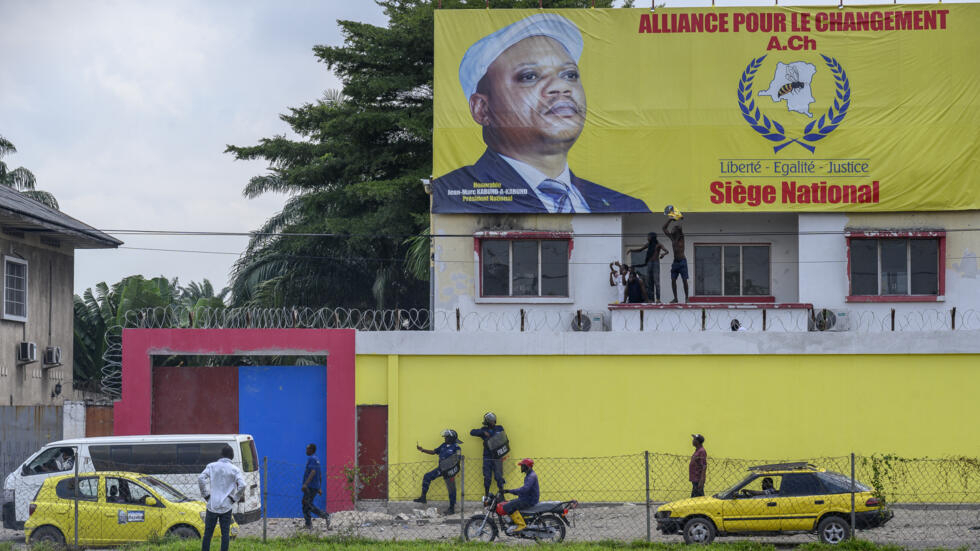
top-left (25, 471), bottom-right (236, 547)
top-left (655, 462), bottom-right (892, 545)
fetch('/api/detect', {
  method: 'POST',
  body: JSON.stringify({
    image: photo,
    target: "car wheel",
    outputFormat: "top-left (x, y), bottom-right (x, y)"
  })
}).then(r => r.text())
top-left (683, 517), bottom-right (716, 544)
top-left (817, 516), bottom-right (850, 544)
top-left (31, 526), bottom-right (65, 548)
top-left (168, 525), bottom-right (200, 539)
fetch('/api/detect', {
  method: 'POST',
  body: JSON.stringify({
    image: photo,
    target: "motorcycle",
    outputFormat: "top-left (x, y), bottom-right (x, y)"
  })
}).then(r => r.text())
top-left (463, 493), bottom-right (577, 542)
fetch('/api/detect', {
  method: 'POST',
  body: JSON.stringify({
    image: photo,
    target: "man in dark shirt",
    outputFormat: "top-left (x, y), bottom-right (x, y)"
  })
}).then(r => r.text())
top-left (664, 218), bottom-right (689, 303)
top-left (624, 267), bottom-right (649, 303)
top-left (689, 434), bottom-right (707, 498)
top-left (627, 232), bottom-right (668, 302)
top-left (502, 458), bottom-right (539, 533)
top-left (470, 412), bottom-right (506, 499)
top-left (414, 429), bottom-right (462, 514)
top-left (301, 443), bottom-right (330, 529)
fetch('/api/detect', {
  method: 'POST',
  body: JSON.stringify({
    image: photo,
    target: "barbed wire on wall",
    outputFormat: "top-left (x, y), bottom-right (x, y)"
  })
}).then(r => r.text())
top-left (98, 304), bottom-right (980, 397)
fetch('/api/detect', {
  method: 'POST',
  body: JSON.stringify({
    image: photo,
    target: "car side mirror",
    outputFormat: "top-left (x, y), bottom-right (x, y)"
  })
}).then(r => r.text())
top-left (144, 497), bottom-right (157, 506)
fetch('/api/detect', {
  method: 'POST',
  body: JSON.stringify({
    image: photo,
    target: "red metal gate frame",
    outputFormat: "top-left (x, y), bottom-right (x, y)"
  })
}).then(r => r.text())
top-left (114, 328), bottom-right (356, 511)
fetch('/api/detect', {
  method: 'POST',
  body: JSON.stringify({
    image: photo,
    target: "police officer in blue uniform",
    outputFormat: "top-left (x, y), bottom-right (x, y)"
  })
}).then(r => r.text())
top-left (470, 412), bottom-right (506, 499)
top-left (414, 429), bottom-right (461, 514)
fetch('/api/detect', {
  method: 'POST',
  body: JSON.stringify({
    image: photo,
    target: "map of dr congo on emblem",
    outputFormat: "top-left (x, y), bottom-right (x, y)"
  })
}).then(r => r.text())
top-left (757, 61), bottom-right (817, 118)
top-left (737, 54), bottom-right (851, 153)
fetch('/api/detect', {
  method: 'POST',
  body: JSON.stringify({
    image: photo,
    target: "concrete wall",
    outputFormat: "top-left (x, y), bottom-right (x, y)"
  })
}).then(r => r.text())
top-left (622, 212), bottom-right (800, 303)
top-left (0, 234), bottom-right (73, 406)
top-left (432, 212), bottom-right (802, 331)
top-left (432, 212), bottom-right (623, 327)
top-left (63, 401), bottom-right (85, 439)
top-left (352, 331), bottom-right (980, 501)
top-left (354, 331), bottom-right (980, 460)
top-left (0, 405), bottom-right (63, 479)
top-left (799, 212), bottom-right (980, 329)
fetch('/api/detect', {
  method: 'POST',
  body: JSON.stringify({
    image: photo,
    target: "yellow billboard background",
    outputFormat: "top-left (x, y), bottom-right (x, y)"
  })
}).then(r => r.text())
top-left (433, 6), bottom-right (980, 213)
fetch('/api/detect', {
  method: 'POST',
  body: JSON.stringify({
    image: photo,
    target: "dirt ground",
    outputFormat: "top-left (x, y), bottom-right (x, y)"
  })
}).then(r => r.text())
top-left (3, 502), bottom-right (978, 548)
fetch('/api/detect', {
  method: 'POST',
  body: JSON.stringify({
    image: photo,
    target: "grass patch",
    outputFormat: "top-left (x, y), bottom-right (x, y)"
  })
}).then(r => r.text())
top-left (117, 536), bottom-right (967, 551)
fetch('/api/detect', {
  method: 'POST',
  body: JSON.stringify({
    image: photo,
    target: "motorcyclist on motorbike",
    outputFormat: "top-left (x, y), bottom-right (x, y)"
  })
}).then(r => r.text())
top-left (501, 458), bottom-right (539, 533)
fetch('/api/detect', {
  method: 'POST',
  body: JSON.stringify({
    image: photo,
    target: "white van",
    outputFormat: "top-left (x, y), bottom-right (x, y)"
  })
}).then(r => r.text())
top-left (2, 434), bottom-right (261, 529)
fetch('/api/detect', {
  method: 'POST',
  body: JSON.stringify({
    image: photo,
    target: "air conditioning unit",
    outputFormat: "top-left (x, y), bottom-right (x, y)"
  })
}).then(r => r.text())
top-left (43, 346), bottom-right (62, 367)
top-left (809, 309), bottom-right (850, 332)
top-left (570, 312), bottom-right (607, 332)
top-left (17, 342), bottom-right (37, 363)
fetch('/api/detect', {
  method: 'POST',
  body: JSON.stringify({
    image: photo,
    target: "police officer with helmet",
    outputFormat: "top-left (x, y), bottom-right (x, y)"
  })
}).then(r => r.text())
top-left (414, 429), bottom-right (462, 514)
top-left (470, 412), bottom-right (507, 499)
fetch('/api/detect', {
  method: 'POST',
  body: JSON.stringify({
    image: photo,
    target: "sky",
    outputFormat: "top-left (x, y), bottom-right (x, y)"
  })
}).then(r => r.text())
top-left (1, 0), bottom-right (387, 294)
top-left (1, 0), bottom-right (970, 295)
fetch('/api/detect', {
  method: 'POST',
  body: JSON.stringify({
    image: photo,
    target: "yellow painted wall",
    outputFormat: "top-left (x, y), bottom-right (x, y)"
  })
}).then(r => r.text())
top-left (355, 353), bottom-right (980, 502)
top-left (354, 355), bottom-right (388, 405)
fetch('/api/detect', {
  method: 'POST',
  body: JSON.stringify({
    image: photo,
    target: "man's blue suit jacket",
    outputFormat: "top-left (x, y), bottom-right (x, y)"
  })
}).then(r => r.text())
top-left (432, 149), bottom-right (650, 214)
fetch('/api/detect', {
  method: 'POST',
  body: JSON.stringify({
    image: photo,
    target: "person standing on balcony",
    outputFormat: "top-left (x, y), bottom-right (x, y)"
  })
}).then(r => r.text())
top-left (624, 267), bottom-right (649, 303)
top-left (609, 261), bottom-right (628, 302)
top-left (664, 218), bottom-right (689, 303)
top-left (627, 233), bottom-right (668, 303)
top-left (471, 412), bottom-right (507, 499)
top-left (689, 434), bottom-right (707, 497)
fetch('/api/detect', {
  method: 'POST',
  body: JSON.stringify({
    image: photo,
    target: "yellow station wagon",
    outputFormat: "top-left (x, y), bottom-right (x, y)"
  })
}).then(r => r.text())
top-left (655, 462), bottom-right (892, 544)
top-left (25, 471), bottom-right (236, 547)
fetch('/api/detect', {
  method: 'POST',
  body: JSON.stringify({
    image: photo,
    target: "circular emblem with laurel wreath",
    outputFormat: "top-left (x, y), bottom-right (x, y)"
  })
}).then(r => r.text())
top-left (737, 54), bottom-right (851, 153)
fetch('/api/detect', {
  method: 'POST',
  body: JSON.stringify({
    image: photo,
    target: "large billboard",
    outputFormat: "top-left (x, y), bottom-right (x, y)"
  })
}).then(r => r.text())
top-left (432, 6), bottom-right (979, 214)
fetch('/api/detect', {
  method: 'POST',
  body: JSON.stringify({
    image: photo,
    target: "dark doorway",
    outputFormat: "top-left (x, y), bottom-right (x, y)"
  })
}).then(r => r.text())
top-left (356, 405), bottom-right (388, 500)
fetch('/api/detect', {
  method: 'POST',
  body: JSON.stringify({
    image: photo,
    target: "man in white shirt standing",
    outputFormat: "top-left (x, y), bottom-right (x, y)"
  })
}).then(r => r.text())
top-left (198, 445), bottom-right (245, 551)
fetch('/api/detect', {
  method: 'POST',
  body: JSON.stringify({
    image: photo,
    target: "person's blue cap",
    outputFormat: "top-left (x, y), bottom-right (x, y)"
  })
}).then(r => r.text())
top-left (458, 13), bottom-right (583, 101)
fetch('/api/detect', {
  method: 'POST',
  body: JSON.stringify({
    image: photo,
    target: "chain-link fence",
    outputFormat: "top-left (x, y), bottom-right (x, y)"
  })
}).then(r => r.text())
top-left (4, 452), bottom-right (978, 548)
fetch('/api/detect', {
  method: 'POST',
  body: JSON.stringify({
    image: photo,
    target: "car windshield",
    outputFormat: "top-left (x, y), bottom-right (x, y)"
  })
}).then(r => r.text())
top-left (818, 471), bottom-right (872, 493)
top-left (718, 474), bottom-right (756, 497)
top-left (139, 476), bottom-right (191, 503)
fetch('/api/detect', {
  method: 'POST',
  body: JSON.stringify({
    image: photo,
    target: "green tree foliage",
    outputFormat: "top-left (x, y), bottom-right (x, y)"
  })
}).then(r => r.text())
top-left (0, 135), bottom-right (59, 210)
top-left (226, 0), bottom-right (612, 310)
top-left (73, 276), bottom-right (227, 387)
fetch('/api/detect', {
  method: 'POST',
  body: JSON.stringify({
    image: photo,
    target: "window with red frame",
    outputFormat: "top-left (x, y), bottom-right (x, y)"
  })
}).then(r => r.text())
top-left (848, 236), bottom-right (941, 297)
top-left (480, 239), bottom-right (569, 297)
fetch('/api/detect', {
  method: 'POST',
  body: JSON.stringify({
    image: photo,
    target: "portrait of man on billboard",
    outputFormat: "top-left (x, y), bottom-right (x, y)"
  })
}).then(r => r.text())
top-left (432, 13), bottom-right (650, 214)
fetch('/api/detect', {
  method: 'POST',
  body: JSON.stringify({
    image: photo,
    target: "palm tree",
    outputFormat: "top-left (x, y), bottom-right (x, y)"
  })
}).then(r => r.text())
top-left (74, 276), bottom-right (220, 387)
top-left (180, 278), bottom-right (230, 309)
top-left (0, 135), bottom-right (59, 209)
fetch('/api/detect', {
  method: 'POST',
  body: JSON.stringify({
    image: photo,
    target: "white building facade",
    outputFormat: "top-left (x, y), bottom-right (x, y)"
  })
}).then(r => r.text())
top-left (430, 209), bottom-right (978, 334)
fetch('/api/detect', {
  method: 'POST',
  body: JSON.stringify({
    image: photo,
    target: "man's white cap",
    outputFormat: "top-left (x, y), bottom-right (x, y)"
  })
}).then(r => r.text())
top-left (458, 13), bottom-right (583, 101)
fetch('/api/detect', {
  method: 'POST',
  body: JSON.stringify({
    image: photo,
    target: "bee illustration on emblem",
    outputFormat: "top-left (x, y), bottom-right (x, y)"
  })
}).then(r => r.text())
top-left (778, 66), bottom-right (805, 97)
